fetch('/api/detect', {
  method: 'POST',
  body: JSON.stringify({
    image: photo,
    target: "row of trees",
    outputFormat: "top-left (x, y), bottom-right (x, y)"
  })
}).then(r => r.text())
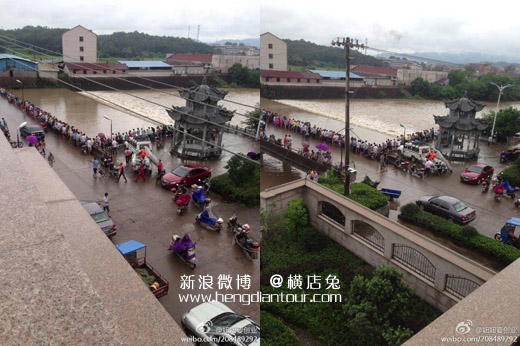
top-left (227, 63), bottom-right (260, 88)
top-left (411, 69), bottom-right (520, 102)
top-left (285, 38), bottom-right (388, 69)
top-left (0, 26), bottom-right (213, 59)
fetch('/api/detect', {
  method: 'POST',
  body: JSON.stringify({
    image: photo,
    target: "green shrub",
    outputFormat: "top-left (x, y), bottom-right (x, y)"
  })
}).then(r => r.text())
top-left (260, 311), bottom-right (301, 346)
top-left (400, 210), bottom-right (520, 265)
top-left (347, 183), bottom-right (388, 210)
top-left (460, 225), bottom-right (479, 237)
top-left (499, 165), bottom-right (520, 187)
top-left (400, 203), bottom-right (420, 218)
top-left (318, 169), bottom-right (342, 185)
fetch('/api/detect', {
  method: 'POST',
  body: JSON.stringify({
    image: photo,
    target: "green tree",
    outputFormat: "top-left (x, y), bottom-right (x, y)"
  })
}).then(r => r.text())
top-left (226, 154), bottom-right (257, 186)
top-left (228, 63), bottom-right (260, 88)
top-left (411, 77), bottom-right (431, 97)
top-left (344, 265), bottom-right (414, 345)
top-left (448, 70), bottom-right (469, 87)
top-left (483, 107), bottom-right (520, 141)
top-left (242, 105), bottom-right (261, 132)
top-left (281, 198), bottom-right (308, 241)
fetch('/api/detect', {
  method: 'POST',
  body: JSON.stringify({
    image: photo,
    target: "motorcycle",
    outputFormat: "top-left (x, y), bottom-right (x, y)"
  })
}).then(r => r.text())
top-left (502, 180), bottom-right (518, 199)
top-left (409, 164), bottom-right (425, 178)
top-left (235, 225), bottom-right (260, 259)
top-left (228, 213), bottom-right (241, 233)
top-left (168, 234), bottom-right (197, 269)
top-left (192, 188), bottom-right (211, 210)
top-left (195, 208), bottom-right (223, 232)
top-left (172, 188), bottom-right (191, 215)
top-left (481, 178), bottom-right (490, 193)
top-left (81, 144), bottom-right (88, 155)
top-left (493, 183), bottom-right (504, 202)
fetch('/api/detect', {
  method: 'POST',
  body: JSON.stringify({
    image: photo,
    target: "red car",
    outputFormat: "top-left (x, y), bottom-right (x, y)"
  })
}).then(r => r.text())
top-left (161, 164), bottom-right (211, 189)
top-left (460, 163), bottom-right (494, 184)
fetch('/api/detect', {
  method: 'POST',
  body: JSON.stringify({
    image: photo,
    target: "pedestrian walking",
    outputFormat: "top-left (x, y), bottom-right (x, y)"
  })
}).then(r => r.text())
top-left (125, 148), bottom-right (131, 164)
top-left (92, 158), bottom-right (99, 177)
top-left (102, 193), bottom-right (110, 216)
top-left (379, 153), bottom-right (386, 171)
top-left (157, 159), bottom-right (163, 175)
top-left (117, 162), bottom-right (127, 182)
top-left (47, 152), bottom-right (55, 167)
top-left (135, 163), bottom-right (146, 182)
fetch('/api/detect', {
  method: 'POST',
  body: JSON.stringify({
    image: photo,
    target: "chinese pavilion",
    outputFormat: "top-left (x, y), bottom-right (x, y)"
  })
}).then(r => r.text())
top-left (166, 82), bottom-right (234, 158)
top-left (434, 92), bottom-right (488, 160)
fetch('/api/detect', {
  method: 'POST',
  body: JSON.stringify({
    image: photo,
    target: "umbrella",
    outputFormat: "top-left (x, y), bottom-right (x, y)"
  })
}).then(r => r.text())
top-left (301, 141), bottom-right (310, 148)
top-left (98, 132), bottom-right (105, 139)
top-left (316, 143), bottom-right (329, 151)
top-left (25, 134), bottom-right (38, 145)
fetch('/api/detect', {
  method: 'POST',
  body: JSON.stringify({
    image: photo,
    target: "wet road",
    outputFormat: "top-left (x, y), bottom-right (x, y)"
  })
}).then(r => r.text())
top-left (261, 101), bottom-right (515, 240)
top-left (1, 96), bottom-right (260, 325)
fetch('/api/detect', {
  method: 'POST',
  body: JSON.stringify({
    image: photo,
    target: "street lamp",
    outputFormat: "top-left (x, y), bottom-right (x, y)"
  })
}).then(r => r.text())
top-left (489, 82), bottom-right (514, 143)
top-left (103, 115), bottom-right (113, 142)
top-left (400, 123), bottom-right (406, 144)
top-left (15, 79), bottom-right (24, 100)
top-left (17, 121), bottom-right (27, 148)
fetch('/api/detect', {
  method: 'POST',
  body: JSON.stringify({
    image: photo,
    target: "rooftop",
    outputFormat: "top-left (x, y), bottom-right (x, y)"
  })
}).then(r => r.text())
top-left (0, 54), bottom-right (35, 64)
top-left (309, 69), bottom-right (364, 80)
top-left (64, 62), bottom-right (128, 71)
top-left (165, 53), bottom-right (212, 64)
top-left (351, 65), bottom-right (398, 77)
top-left (118, 60), bottom-right (172, 68)
top-left (260, 70), bottom-right (321, 79)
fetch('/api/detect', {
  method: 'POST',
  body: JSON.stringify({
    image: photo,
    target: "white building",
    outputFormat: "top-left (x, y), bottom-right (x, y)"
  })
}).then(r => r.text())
top-left (397, 69), bottom-right (449, 86)
top-left (260, 32), bottom-right (287, 71)
top-left (211, 55), bottom-right (259, 73)
top-left (62, 25), bottom-right (97, 63)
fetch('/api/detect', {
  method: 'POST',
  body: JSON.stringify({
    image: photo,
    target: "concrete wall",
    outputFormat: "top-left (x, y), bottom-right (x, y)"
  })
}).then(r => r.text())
top-left (125, 70), bottom-right (173, 77)
top-left (62, 26), bottom-right (97, 63)
top-left (63, 65), bottom-right (126, 77)
top-left (260, 33), bottom-right (287, 71)
top-left (261, 179), bottom-right (496, 312)
top-left (397, 69), bottom-right (448, 86)
top-left (212, 55), bottom-right (260, 73)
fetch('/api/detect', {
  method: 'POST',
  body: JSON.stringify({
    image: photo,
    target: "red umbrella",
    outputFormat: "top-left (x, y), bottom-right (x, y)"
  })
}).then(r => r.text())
top-left (301, 141), bottom-right (310, 148)
top-left (98, 132), bottom-right (105, 139)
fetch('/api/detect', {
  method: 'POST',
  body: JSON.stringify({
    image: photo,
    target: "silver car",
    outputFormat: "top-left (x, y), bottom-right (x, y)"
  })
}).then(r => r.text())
top-left (181, 301), bottom-right (260, 346)
top-left (81, 202), bottom-right (117, 236)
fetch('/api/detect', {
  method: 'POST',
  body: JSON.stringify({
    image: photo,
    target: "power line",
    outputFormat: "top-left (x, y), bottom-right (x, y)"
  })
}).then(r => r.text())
top-left (0, 53), bottom-right (260, 165)
top-left (0, 34), bottom-right (260, 113)
top-left (0, 44), bottom-right (259, 141)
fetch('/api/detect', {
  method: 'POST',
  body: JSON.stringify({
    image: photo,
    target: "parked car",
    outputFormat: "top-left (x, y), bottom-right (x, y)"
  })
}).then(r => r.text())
top-left (181, 301), bottom-right (260, 346)
top-left (416, 195), bottom-right (476, 224)
top-left (161, 164), bottom-right (211, 190)
top-left (81, 201), bottom-right (117, 236)
top-left (20, 124), bottom-right (45, 140)
top-left (460, 163), bottom-right (494, 184)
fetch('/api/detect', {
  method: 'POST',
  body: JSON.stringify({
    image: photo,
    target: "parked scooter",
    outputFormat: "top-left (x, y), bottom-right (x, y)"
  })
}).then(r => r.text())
top-left (493, 183), bottom-right (504, 202)
top-left (81, 144), bottom-right (88, 155)
top-left (168, 234), bottom-right (197, 269)
top-left (502, 180), bottom-right (517, 199)
top-left (409, 164), bottom-right (425, 178)
top-left (172, 188), bottom-right (191, 215)
top-left (235, 225), bottom-right (260, 259)
top-left (192, 187), bottom-right (211, 210)
top-left (195, 208), bottom-right (223, 232)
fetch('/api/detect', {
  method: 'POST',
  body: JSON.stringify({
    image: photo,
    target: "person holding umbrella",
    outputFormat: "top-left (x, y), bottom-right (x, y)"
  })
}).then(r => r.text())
top-left (25, 134), bottom-right (38, 147)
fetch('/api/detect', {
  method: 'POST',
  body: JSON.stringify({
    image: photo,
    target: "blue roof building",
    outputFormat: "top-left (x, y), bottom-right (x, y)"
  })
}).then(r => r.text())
top-left (309, 69), bottom-right (364, 81)
top-left (118, 60), bottom-right (172, 70)
top-left (0, 54), bottom-right (38, 77)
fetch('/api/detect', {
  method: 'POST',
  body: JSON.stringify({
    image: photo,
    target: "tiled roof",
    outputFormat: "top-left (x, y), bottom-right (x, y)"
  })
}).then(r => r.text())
top-left (118, 61), bottom-right (171, 68)
top-left (309, 70), bottom-right (363, 80)
top-left (64, 62), bottom-right (128, 70)
top-left (165, 53), bottom-right (212, 63)
top-left (351, 65), bottom-right (397, 77)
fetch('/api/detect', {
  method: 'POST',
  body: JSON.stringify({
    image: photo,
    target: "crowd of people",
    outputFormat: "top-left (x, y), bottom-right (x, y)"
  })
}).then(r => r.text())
top-left (0, 87), bottom-right (172, 160)
top-left (260, 108), bottom-right (436, 171)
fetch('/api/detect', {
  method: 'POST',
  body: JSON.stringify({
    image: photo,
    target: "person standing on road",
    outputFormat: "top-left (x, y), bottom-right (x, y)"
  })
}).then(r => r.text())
top-left (157, 159), bottom-right (163, 175)
top-left (92, 158), bottom-right (99, 177)
top-left (112, 138), bottom-right (118, 155)
top-left (125, 147), bottom-right (131, 164)
top-left (102, 193), bottom-right (110, 216)
top-left (135, 163), bottom-right (146, 182)
top-left (117, 162), bottom-right (127, 183)
top-left (425, 159), bottom-right (432, 178)
top-left (47, 152), bottom-right (55, 167)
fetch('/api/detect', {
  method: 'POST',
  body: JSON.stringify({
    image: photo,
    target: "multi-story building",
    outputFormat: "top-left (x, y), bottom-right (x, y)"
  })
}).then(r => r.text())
top-left (212, 55), bottom-right (259, 73)
top-left (260, 32), bottom-right (287, 71)
top-left (63, 63), bottom-right (128, 77)
top-left (397, 69), bottom-right (448, 86)
top-left (260, 70), bottom-right (321, 86)
top-left (210, 44), bottom-right (259, 56)
top-left (62, 25), bottom-right (97, 63)
top-left (351, 65), bottom-right (398, 86)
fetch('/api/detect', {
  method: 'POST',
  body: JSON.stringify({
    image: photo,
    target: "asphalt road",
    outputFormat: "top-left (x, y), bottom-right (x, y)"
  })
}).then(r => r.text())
top-left (1, 99), bottom-right (260, 325)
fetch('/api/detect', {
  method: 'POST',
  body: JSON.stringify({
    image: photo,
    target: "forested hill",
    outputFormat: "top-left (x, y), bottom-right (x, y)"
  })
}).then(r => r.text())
top-left (285, 39), bottom-right (388, 69)
top-left (0, 26), bottom-right (214, 59)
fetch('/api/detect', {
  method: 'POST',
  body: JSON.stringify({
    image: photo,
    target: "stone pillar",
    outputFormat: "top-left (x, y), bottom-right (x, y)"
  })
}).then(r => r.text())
top-left (202, 124), bottom-right (207, 156)
top-left (435, 269), bottom-right (447, 292)
top-left (449, 131), bottom-right (455, 157)
top-left (384, 240), bottom-right (393, 260)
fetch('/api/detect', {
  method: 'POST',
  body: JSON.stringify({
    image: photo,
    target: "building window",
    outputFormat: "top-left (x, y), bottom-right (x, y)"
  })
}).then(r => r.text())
top-left (269, 54), bottom-right (273, 59)
top-left (113, 70), bottom-right (116, 74)
top-left (80, 56), bottom-right (84, 61)
top-left (79, 36), bottom-right (83, 42)
top-left (73, 70), bottom-right (77, 74)
top-left (122, 70), bottom-right (126, 73)
top-left (268, 43), bottom-right (273, 49)
top-left (297, 78), bottom-right (301, 83)
top-left (316, 79), bottom-right (320, 83)
top-left (93, 71), bottom-right (97, 74)
top-left (265, 77), bottom-right (270, 82)
top-left (79, 46), bottom-right (84, 52)
top-left (276, 77), bottom-right (280, 82)
top-left (103, 70), bottom-right (107, 74)
top-left (269, 63), bottom-right (273, 69)
top-left (83, 70), bottom-right (87, 74)
top-left (287, 78), bottom-right (291, 83)
top-left (307, 79), bottom-right (310, 83)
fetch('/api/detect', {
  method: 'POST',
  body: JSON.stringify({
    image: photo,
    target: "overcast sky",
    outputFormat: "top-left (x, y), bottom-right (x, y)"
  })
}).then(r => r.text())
top-left (261, 0), bottom-right (520, 60)
top-left (0, 0), bottom-right (259, 43)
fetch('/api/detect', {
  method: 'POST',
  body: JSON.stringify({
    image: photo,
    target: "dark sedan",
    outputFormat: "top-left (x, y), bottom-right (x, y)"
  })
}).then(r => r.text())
top-left (416, 195), bottom-right (476, 224)
top-left (20, 124), bottom-right (45, 140)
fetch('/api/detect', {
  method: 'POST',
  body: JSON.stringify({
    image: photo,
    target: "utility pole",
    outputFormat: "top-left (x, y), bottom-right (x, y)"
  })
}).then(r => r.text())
top-left (197, 25), bottom-right (200, 42)
top-left (188, 26), bottom-right (191, 39)
top-left (332, 37), bottom-right (365, 195)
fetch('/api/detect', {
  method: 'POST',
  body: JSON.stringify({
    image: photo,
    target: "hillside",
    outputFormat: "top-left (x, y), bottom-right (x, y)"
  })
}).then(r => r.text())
top-left (285, 38), bottom-right (388, 69)
top-left (0, 26), bottom-right (214, 60)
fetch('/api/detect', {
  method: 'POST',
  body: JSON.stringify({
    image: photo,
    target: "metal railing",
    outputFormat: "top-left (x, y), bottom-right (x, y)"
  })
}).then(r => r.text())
top-left (352, 220), bottom-right (385, 252)
top-left (392, 244), bottom-right (436, 282)
top-left (445, 275), bottom-right (480, 299)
